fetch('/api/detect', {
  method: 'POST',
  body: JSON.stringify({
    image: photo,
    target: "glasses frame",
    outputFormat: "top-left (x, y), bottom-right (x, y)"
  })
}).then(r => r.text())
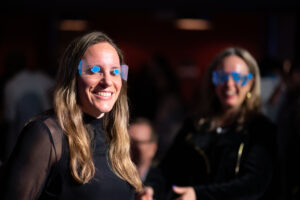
top-left (78, 60), bottom-right (128, 81)
top-left (212, 70), bottom-right (253, 87)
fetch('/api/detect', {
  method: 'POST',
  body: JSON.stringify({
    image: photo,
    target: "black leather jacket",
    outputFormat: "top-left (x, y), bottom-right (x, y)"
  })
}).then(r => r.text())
top-left (160, 113), bottom-right (277, 200)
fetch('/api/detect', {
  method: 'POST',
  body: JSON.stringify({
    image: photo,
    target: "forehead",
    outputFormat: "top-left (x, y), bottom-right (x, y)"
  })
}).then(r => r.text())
top-left (217, 55), bottom-right (249, 74)
top-left (129, 124), bottom-right (152, 140)
top-left (83, 42), bottom-right (120, 64)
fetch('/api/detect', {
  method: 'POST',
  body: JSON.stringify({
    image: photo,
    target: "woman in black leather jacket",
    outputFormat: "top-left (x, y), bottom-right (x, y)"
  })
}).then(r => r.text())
top-left (160, 47), bottom-right (277, 200)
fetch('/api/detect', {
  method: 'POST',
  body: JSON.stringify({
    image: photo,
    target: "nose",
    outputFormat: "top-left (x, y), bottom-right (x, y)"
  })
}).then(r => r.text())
top-left (225, 75), bottom-right (235, 86)
top-left (99, 71), bottom-right (113, 87)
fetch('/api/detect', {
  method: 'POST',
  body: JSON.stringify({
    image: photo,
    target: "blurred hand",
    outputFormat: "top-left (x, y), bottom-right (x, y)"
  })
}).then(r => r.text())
top-left (136, 186), bottom-right (154, 200)
top-left (172, 186), bottom-right (196, 200)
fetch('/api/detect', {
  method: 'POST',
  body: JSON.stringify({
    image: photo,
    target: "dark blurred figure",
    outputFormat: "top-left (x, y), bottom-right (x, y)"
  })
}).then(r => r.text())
top-left (128, 54), bottom-right (184, 161)
top-left (1, 51), bottom-right (54, 161)
top-left (159, 47), bottom-right (277, 200)
top-left (276, 60), bottom-right (300, 200)
top-left (260, 58), bottom-right (287, 123)
top-left (0, 51), bottom-right (26, 164)
top-left (129, 118), bottom-right (165, 200)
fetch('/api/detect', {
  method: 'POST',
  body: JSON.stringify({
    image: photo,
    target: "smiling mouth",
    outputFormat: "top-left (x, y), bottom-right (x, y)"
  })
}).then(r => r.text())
top-left (225, 90), bottom-right (236, 96)
top-left (93, 91), bottom-right (112, 97)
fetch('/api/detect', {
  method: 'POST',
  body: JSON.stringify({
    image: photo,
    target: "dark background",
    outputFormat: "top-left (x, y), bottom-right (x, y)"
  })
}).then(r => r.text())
top-left (1, 2), bottom-right (300, 198)
top-left (1, 0), bottom-right (299, 100)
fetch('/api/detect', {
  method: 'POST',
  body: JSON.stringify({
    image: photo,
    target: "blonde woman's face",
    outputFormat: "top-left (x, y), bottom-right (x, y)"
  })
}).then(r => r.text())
top-left (77, 42), bottom-right (122, 118)
top-left (215, 55), bottom-right (253, 111)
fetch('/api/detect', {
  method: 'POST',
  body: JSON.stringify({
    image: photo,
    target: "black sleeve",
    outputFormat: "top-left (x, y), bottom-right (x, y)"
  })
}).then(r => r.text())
top-left (0, 120), bottom-right (58, 200)
top-left (159, 118), bottom-right (206, 199)
top-left (159, 119), bottom-right (190, 182)
top-left (144, 166), bottom-right (166, 200)
top-left (194, 117), bottom-right (277, 200)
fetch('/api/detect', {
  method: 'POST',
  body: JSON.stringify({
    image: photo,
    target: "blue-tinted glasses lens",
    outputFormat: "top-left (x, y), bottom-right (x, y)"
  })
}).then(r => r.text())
top-left (212, 70), bottom-right (253, 86)
top-left (212, 70), bottom-right (229, 85)
top-left (113, 68), bottom-right (120, 75)
top-left (231, 72), bottom-right (241, 82)
top-left (91, 65), bottom-right (101, 73)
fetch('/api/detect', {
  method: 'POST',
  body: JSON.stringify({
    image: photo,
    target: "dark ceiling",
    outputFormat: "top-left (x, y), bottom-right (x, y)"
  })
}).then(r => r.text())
top-left (2, 0), bottom-right (300, 12)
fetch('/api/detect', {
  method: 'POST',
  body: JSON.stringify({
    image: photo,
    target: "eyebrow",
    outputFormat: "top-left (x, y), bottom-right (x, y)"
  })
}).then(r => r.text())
top-left (87, 64), bottom-right (120, 68)
top-left (220, 71), bottom-right (249, 75)
top-left (111, 66), bottom-right (121, 69)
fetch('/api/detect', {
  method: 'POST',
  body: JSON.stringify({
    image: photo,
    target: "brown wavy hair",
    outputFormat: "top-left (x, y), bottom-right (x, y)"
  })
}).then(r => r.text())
top-left (54, 31), bottom-right (142, 191)
top-left (199, 47), bottom-right (261, 125)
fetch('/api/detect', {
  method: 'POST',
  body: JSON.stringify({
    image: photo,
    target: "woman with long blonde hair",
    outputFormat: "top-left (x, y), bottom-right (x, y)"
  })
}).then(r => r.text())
top-left (0, 31), bottom-right (143, 200)
top-left (159, 47), bottom-right (277, 200)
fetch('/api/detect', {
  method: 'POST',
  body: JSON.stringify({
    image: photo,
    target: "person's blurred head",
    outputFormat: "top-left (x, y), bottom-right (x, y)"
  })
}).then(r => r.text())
top-left (202, 47), bottom-right (261, 116)
top-left (129, 118), bottom-right (158, 165)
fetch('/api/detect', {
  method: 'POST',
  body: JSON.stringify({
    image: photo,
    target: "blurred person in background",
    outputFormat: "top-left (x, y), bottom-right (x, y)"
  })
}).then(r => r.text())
top-left (129, 117), bottom-right (165, 200)
top-left (0, 31), bottom-right (144, 200)
top-left (128, 54), bottom-right (185, 161)
top-left (159, 47), bottom-right (277, 200)
top-left (260, 58), bottom-right (288, 123)
top-left (0, 51), bottom-right (27, 164)
top-left (2, 51), bottom-right (54, 161)
top-left (276, 60), bottom-right (300, 200)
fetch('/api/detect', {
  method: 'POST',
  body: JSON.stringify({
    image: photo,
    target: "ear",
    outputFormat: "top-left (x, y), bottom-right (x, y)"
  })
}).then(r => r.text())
top-left (151, 143), bottom-right (158, 153)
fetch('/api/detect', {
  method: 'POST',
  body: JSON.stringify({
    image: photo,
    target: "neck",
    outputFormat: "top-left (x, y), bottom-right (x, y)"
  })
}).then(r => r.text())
top-left (217, 107), bottom-right (240, 126)
top-left (137, 160), bottom-right (152, 178)
top-left (81, 108), bottom-right (104, 119)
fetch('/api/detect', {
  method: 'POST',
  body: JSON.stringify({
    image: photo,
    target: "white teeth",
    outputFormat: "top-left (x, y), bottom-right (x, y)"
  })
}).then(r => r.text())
top-left (226, 91), bottom-right (236, 95)
top-left (96, 92), bottom-right (112, 97)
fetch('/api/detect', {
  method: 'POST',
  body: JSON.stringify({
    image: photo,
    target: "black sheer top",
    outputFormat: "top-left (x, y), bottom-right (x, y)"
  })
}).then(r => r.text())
top-left (0, 111), bottom-right (134, 200)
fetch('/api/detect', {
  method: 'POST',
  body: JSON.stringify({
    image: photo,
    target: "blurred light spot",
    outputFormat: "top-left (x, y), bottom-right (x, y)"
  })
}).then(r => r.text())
top-left (59, 20), bottom-right (88, 31)
top-left (175, 18), bottom-right (212, 31)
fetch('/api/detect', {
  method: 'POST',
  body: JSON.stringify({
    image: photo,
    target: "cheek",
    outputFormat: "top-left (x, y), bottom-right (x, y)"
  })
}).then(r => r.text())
top-left (240, 84), bottom-right (251, 97)
top-left (78, 77), bottom-right (96, 90)
top-left (242, 79), bottom-right (253, 94)
top-left (115, 79), bottom-right (122, 95)
top-left (140, 145), bottom-right (150, 153)
top-left (77, 77), bottom-right (96, 100)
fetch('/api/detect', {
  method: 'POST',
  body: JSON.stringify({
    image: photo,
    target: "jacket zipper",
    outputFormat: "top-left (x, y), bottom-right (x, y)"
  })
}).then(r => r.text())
top-left (235, 142), bottom-right (244, 174)
top-left (194, 146), bottom-right (211, 175)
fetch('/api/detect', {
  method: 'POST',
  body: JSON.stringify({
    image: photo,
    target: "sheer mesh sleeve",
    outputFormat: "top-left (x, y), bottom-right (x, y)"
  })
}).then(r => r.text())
top-left (0, 117), bottom-right (62, 200)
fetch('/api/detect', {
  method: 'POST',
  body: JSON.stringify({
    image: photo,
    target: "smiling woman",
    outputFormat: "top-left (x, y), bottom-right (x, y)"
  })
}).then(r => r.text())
top-left (0, 31), bottom-right (142, 200)
top-left (77, 42), bottom-right (123, 118)
top-left (214, 55), bottom-right (254, 111)
top-left (159, 47), bottom-right (277, 200)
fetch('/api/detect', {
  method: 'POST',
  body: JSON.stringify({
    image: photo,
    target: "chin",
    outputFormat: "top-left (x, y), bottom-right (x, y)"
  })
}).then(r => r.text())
top-left (223, 98), bottom-right (238, 106)
top-left (96, 105), bottom-right (114, 114)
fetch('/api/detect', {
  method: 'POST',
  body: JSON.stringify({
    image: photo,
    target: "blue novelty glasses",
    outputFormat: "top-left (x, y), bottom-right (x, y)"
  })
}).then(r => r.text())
top-left (212, 70), bottom-right (253, 86)
top-left (78, 60), bottom-right (128, 81)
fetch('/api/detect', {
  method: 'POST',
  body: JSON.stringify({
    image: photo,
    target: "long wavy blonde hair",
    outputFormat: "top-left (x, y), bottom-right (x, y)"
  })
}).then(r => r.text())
top-left (199, 47), bottom-right (261, 125)
top-left (54, 31), bottom-right (142, 191)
